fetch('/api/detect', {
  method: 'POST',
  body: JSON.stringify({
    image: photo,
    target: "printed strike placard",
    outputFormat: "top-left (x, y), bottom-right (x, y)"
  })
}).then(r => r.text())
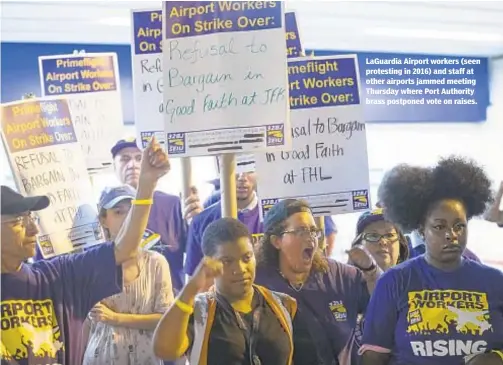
top-left (131, 9), bottom-right (167, 148)
top-left (255, 55), bottom-right (371, 217)
top-left (285, 12), bottom-right (302, 58)
top-left (38, 53), bottom-right (123, 171)
top-left (1, 99), bottom-right (105, 258)
top-left (162, 1), bottom-right (291, 157)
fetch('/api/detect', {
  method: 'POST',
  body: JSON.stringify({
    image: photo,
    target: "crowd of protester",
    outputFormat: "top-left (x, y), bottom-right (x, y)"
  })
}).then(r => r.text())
top-left (2, 137), bottom-right (503, 365)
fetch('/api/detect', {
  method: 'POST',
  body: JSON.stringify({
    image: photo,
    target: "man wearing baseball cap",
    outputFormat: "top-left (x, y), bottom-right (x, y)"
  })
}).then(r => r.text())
top-left (111, 138), bottom-right (202, 292)
top-left (0, 138), bottom-right (170, 365)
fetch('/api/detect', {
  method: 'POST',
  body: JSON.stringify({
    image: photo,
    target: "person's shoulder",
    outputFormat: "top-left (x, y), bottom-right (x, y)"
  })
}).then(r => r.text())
top-left (192, 201), bottom-right (221, 224)
top-left (145, 250), bottom-right (170, 266)
top-left (326, 258), bottom-right (360, 277)
top-left (463, 258), bottom-right (503, 277)
top-left (376, 256), bottom-right (421, 286)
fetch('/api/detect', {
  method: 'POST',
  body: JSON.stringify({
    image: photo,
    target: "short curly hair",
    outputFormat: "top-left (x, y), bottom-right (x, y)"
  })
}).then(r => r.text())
top-left (202, 218), bottom-right (251, 256)
top-left (377, 156), bottom-right (493, 232)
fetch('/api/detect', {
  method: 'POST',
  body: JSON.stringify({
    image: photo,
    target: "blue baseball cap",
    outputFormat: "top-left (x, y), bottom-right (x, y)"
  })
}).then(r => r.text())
top-left (356, 208), bottom-right (386, 234)
top-left (263, 199), bottom-right (312, 233)
top-left (98, 185), bottom-right (136, 210)
top-left (111, 137), bottom-right (139, 158)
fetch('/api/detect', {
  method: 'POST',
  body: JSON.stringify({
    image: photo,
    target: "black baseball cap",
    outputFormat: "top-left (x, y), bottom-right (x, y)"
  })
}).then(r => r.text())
top-left (263, 199), bottom-right (312, 233)
top-left (111, 137), bottom-right (139, 158)
top-left (1, 186), bottom-right (50, 216)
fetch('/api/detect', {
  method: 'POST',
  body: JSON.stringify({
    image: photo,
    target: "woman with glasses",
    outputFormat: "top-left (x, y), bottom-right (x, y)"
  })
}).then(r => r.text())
top-left (348, 208), bottom-right (409, 355)
top-left (360, 157), bottom-right (503, 365)
top-left (350, 208), bottom-right (409, 272)
top-left (254, 199), bottom-right (381, 365)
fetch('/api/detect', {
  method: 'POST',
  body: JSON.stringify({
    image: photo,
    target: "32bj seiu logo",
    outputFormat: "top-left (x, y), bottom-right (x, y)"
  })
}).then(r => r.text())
top-left (266, 125), bottom-right (284, 146)
top-left (167, 133), bottom-right (185, 154)
top-left (352, 190), bottom-right (369, 210)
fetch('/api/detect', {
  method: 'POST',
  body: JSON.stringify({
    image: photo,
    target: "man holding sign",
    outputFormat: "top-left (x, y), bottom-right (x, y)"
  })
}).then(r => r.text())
top-left (0, 138), bottom-right (170, 365)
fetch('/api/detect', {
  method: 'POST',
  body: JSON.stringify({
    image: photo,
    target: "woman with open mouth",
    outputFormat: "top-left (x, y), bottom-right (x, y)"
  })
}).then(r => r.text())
top-left (360, 156), bottom-right (503, 365)
top-left (254, 199), bottom-right (381, 365)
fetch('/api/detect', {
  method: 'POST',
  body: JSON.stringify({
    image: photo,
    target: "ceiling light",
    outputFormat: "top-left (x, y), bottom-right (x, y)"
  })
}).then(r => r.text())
top-left (366, 27), bottom-right (503, 43)
top-left (97, 17), bottom-right (130, 27)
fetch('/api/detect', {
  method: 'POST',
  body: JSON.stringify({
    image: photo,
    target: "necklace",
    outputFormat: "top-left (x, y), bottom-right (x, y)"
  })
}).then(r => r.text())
top-left (278, 270), bottom-right (305, 292)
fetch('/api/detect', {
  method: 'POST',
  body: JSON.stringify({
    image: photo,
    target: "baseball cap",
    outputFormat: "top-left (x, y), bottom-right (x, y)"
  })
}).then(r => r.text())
top-left (98, 185), bottom-right (136, 210)
top-left (356, 208), bottom-right (385, 234)
top-left (111, 138), bottom-right (139, 158)
top-left (263, 199), bottom-right (312, 233)
top-left (1, 186), bottom-right (50, 215)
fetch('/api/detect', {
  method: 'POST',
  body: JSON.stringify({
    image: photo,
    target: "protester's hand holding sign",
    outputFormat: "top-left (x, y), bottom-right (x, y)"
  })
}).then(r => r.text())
top-left (183, 186), bottom-right (204, 222)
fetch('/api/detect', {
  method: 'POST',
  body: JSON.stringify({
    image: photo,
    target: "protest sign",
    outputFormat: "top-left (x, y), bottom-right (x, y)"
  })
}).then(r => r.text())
top-left (38, 53), bottom-right (123, 171)
top-left (215, 153), bottom-right (256, 174)
top-left (1, 98), bottom-right (104, 258)
top-left (162, 1), bottom-right (290, 157)
top-left (311, 50), bottom-right (490, 123)
top-left (131, 9), bottom-right (167, 148)
top-left (285, 12), bottom-right (302, 58)
top-left (255, 55), bottom-right (371, 217)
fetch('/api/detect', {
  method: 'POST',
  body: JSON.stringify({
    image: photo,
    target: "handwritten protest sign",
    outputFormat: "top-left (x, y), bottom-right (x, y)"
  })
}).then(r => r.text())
top-left (255, 55), bottom-right (371, 217)
top-left (285, 12), bottom-right (302, 58)
top-left (1, 99), bottom-right (104, 258)
top-left (162, 1), bottom-right (290, 157)
top-left (39, 53), bottom-right (123, 171)
top-left (131, 9), bottom-right (167, 148)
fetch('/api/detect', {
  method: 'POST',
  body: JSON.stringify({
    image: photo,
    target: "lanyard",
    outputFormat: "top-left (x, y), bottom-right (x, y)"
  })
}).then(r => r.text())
top-left (216, 290), bottom-right (263, 365)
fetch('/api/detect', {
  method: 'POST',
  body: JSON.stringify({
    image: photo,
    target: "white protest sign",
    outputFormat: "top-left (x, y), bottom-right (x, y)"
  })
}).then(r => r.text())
top-left (215, 152), bottom-right (256, 174)
top-left (255, 55), bottom-right (371, 217)
top-left (1, 98), bottom-right (105, 258)
top-left (162, 1), bottom-right (290, 157)
top-left (38, 53), bottom-right (123, 171)
top-left (131, 9), bottom-right (167, 149)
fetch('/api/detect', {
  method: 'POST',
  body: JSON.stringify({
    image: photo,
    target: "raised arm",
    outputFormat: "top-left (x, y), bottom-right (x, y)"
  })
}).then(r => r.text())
top-left (114, 138), bottom-right (170, 264)
top-left (153, 257), bottom-right (222, 360)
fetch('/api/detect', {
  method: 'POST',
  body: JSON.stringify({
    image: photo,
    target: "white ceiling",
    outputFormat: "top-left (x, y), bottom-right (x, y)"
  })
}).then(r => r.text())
top-left (1, 0), bottom-right (503, 57)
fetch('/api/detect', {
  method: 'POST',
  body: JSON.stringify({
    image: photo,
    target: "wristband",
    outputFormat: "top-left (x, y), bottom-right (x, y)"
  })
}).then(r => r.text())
top-left (492, 350), bottom-right (503, 361)
top-left (360, 262), bottom-right (377, 272)
top-left (175, 299), bottom-right (194, 314)
top-left (132, 199), bottom-right (153, 205)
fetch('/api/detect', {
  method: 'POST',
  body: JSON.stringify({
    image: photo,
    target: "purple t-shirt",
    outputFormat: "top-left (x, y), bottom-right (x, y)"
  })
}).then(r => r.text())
top-left (184, 202), bottom-right (263, 276)
top-left (362, 256), bottom-right (503, 365)
top-left (184, 202), bottom-right (338, 276)
top-left (33, 191), bottom-right (186, 291)
top-left (255, 259), bottom-right (369, 365)
top-left (0, 243), bottom-right (122, 365)
top-left (146, 191), bottom-right (187, 291)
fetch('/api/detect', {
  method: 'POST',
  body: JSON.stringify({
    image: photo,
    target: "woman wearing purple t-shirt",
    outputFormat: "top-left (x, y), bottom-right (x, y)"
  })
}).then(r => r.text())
top-left (360, 156), bottom-right (503, 365)
top-left (255, 199), bottom-right (381, 365)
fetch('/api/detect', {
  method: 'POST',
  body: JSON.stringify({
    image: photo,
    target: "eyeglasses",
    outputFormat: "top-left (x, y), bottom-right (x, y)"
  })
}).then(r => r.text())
top-left (281, 227), bottom-right (323, 240)
top-left (1, 212), bottom-right (40, 227)
top-left (363, 232), bottom-right (398, 244)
